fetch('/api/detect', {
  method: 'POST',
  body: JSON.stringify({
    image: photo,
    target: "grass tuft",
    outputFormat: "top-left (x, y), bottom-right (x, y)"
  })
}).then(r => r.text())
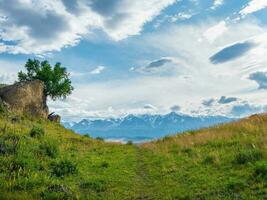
top-left (202, 154), bottom-right (218, 165)
top-left (233, 149), bottom-right (263, 165)
top-left (30, 126), bottom-right (45, 138)
top-left (96, 137), bottom-right (104, 141)
top-left (80, 180), bottom-right (107, 193)
top-left (254, 161), bottom-right (267, 179)
top-left (226, 177), bottom-right (246, 192)
top-left (38, 139), bottom-right (59, 158)
top-left (0, 133), bottom-right (20, 155)
top-left (51, 160), bottom-right (78, 177)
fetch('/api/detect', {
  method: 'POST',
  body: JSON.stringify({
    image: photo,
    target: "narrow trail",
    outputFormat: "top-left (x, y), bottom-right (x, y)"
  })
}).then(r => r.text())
top-left (134, 146), bottom-right (152, 200)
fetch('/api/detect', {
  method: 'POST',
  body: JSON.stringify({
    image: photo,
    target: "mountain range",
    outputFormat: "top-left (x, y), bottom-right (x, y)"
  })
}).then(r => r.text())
top-left (63, 112), bottom-right (235, 143)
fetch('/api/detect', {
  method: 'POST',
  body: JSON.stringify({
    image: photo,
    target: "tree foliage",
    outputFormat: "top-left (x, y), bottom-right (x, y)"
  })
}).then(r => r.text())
top-left (18, 59), bottom-right (74, 100)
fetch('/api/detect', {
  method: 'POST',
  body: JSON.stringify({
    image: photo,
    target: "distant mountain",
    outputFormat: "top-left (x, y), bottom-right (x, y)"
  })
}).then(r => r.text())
top-left (63, 112), bottom-right (235, 142)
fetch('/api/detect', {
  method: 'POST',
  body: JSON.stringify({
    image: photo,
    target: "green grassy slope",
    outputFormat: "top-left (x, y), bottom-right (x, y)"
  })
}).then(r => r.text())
top-left (0, 113), bottom-right (267, 199)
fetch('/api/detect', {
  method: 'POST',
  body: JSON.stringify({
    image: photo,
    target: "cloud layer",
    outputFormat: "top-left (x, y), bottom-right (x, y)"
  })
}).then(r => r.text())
top-left (54, 19), bottom-right (267, 120)
top-left (0, 0), bottom-right (175, 54)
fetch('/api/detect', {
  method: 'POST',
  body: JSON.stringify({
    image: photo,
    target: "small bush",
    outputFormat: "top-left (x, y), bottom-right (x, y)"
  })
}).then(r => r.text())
top-left (83, 134), bottom-right (91, 138)
top-left (127, 140), bottom-right (133, 145)
top-left (39, 140), bottom-right (59, 158)
top-left (51, 160), bottom-right (77, 177)
top-left (254, 161), bottom-right (267, 179)
top-left (234, 149), bottom-right (263, 165)
top-left (6, 156), bottom-right (39, 177)
top-left (30, 126), bottom-right (45, 138)
top-left (100, 161), bottom-right (109, 168)
top-left (11, 116), bottom-right (21, 123)
top-left (182, 148), bottom-right (193, 156)
top-left (202, 154), bottom-right (217, 165)
top-left (187, 130), bottom-right (196, 135)
top-left (226, 177), bottom-right (246, 192)
top-left (0, 134), bottom-right (20, 155)
top-left (80, 180), bottom-right (106, 193)
top-left (0, 102), bottom-right (5, 113)
top-left (8, 159), bottom-right (26, 173)
top-left (96, 137), bottom-right (104, 141)
top-left (6, 158), bottom-right (32, 178)
top-left (162, 135), bottom-right (172, 142)
top-left (41, 184), bottom-right (74, 200)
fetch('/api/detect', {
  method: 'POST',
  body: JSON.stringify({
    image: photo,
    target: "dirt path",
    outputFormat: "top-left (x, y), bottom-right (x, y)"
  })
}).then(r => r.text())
top-left (134, 146), bottom-right (152, 200)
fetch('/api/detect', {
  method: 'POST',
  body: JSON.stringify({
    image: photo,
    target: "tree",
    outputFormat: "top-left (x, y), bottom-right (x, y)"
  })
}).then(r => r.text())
top-left (18, 59), bottom-right (74, 100)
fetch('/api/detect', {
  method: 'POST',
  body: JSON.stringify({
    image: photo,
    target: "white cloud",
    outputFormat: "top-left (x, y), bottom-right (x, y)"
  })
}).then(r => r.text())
top-left (144, 104), bottom-right (158, 110)
top-left (170, 12), bottom-right (193, 22)
top-left (90, 66), bottom-right (105, 75)
top-left (240, 0), bottom-right (267, 16)
top-left (203, 21), bottom-right (228, 43)
top-left (0, 0), bottom-right (176, 54)
top-left (0, 73), bottom-right (16, 84)
top-left (0, 59), bottom-right (23, 84)
top-left (211, 0), bottom-right (224, 10)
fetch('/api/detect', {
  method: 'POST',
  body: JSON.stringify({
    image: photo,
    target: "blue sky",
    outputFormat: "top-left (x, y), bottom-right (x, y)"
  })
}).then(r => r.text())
top-left (0, 0), bottom-right (267, 121)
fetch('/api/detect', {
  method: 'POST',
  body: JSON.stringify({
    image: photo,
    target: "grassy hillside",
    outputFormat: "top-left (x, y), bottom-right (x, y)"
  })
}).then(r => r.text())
top-left (0, 113), bottom-right (267, 199)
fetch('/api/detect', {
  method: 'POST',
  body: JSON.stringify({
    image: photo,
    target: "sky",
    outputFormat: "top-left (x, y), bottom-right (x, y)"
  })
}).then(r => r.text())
top-left (0, 0), bottom-right (267, 121)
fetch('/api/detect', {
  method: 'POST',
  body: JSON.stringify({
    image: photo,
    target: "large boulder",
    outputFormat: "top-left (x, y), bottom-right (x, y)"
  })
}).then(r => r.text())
top-left (0, 80), bottom-right (48, 118)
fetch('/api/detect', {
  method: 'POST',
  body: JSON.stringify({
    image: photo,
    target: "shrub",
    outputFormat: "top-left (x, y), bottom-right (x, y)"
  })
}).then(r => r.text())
top-left (11, 116), bottom-right (21, 123)
top-left (5, 158), bottom-right (32, 179)
top-left (182, 148), bottom-right (193, 156)
top-left (80, 180), bottom-right (106, 193)
top-left (0, 134), bottom-right (20, 155)
top-left (162, 135), bottom-right (172, 142)
top-left (187, 130), bottom-right (196, 135)
top-left (6, 156), bottom-right (40, 178)
top-left (8, 159), bottom-right (26, 173)
top-left (39, 140), bottom-right (59, 158)
top-left (234, 149), bottom-right (263, 165)
top-left (30, 126), bottom-right (45, 138)
top-left (226, 177), bottom-right (246, 192)
top-left (127, 140), bottom-right (133, 145)
top-left (202, 154), bottom-right (218, 165)
top-left (254, 161), bottom-right (267, 179)
top-left (100, 161), bottom-right (109, 168)
top-left (0, 100), bottom-right (5, 113)
top-left (41, 184), bottom-right (74, 200)
top-left (83, 134), bottom-right (91, 138)
top-left (96, 137), bottom-right (104, 141)
top-left (51, 160), bottom-right (77, 177)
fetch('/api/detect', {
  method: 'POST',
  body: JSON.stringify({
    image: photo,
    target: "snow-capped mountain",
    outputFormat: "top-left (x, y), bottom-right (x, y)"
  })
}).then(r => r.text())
top-left (63, 112), bottom-right (235, 142)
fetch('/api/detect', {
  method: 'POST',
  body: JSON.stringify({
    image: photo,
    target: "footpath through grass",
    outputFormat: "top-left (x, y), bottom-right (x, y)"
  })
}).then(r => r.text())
top-left (0, 113), bottom-right (267, 199)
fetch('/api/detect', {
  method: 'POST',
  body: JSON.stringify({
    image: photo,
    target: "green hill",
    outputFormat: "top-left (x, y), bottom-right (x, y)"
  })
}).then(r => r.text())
top-left (0, 112), bottom-right (267, 199)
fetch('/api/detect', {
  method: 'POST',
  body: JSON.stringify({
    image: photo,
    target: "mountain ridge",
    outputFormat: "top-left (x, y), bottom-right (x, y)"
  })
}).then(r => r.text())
top-left (64, 112), bottom-right (236, 142)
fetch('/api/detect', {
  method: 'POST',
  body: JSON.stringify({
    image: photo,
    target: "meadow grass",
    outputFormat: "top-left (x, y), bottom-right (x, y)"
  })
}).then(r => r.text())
top-left (0, 113), bottom-right (267, 199)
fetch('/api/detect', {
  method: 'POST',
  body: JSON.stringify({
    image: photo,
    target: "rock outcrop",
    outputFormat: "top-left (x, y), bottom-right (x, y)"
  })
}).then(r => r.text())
top-left (0, 80), bottom-right (48, 118)
top-left (48, 112), bottom-right (61, 123)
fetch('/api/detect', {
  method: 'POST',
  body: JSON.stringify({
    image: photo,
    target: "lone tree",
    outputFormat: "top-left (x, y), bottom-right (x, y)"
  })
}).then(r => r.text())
top-left (18, 59), bottom-right (74, 100)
